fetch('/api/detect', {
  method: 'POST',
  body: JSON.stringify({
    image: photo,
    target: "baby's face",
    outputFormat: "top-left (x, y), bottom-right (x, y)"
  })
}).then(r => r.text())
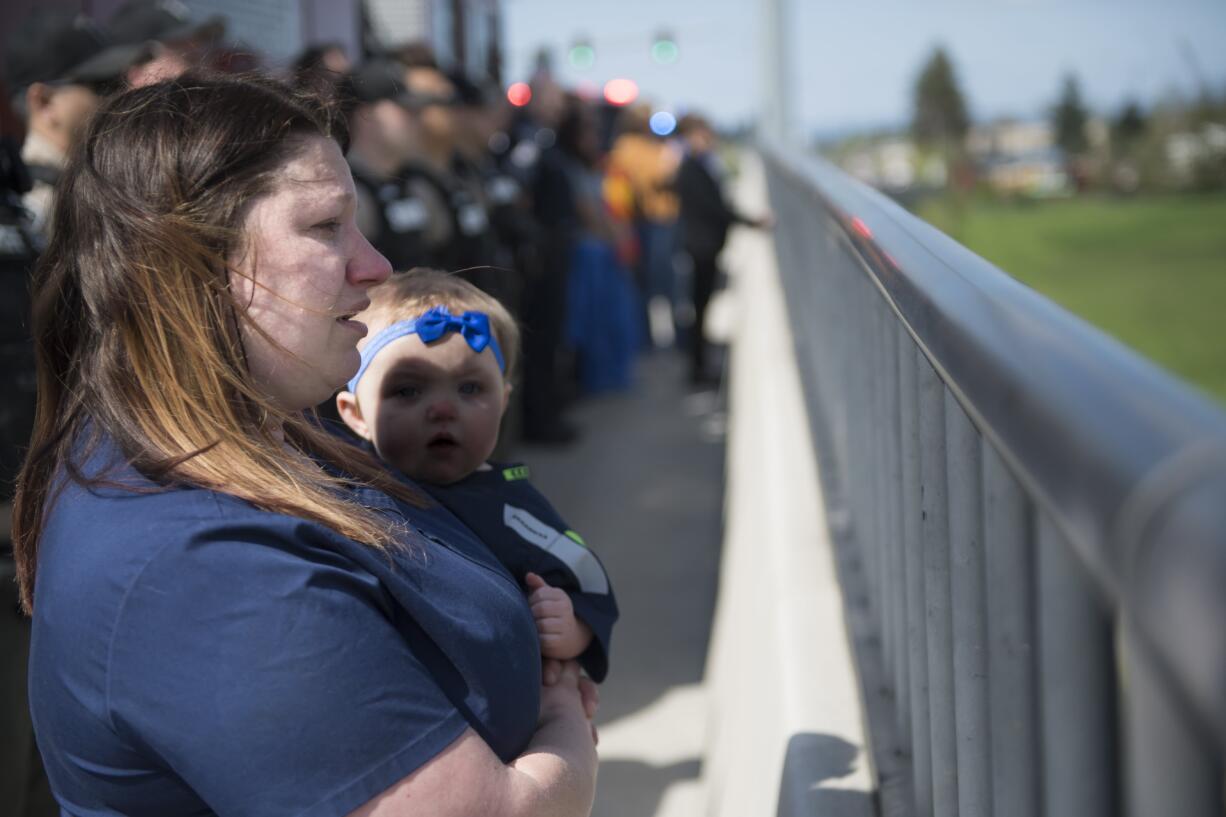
top-left (354, 331), bottom-right (509, 485)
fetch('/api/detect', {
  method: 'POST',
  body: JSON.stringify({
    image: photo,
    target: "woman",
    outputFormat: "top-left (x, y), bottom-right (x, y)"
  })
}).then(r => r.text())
top-left (11, 74), bottom-right (597, 816)
top-left (555, 96), bottom-right (641, 394)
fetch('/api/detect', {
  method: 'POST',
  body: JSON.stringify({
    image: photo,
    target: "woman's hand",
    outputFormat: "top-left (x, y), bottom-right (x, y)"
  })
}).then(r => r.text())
top-left (351, 661), bottom-right (598, 817)
top-left (541, 659), bottom-right (600, 747)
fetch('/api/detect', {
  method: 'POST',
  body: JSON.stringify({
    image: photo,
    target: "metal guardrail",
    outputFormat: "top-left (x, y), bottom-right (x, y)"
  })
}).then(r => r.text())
top-left (760, 142), bottom-right (1226, 817)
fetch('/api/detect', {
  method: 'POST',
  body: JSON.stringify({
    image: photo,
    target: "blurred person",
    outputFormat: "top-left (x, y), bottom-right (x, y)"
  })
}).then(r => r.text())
top-left (335, 269), bottom-right (618, 682)
top-left (451, 74), bottom-right (527, 268)
top-left (503, 70), bottom-right (567, 186)
top-left (608, 103), bottom-right (683, 348)
top-left (0, 76), bottom-right (58, 817)
top-left (391, 39), bottom-right (441, 70)
top-left (13, 72), bottom-right (598, 816)
top-left (448, 72), bottom-right (519, 299)
top-left (555, 97), bottom-right (641, 393)
top-left (106, 0), bottom-right (226, 87)
top-left (675, 113), bottom-right (772, 385)
top-left (291, 42), bottom-right (351, 97)
top-left (395, 66), bottom-right (502, 295)
top-left (518, 76), bottom-right (582, 444)
top-left (293, 42), bottom-right (352, 83)
top-left (4, 9), bottom-right (142, 241)
top-left (344, 58), bottom-right (447, 273)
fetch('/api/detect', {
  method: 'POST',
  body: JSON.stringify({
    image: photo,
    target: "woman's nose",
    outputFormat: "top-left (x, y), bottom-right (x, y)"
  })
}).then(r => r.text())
top-left (348, 229), bottom-right (392, 288)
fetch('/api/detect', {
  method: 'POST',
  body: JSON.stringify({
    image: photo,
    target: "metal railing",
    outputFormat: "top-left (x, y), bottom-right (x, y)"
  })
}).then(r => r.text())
top-left (761, 143), bottom-right (1226, 817)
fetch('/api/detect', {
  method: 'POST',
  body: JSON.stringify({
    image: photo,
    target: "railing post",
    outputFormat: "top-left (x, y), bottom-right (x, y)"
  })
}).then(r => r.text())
top-left (919, 357), bottom-right (957, 816)
top-left (900, 339), bottom-right (932, 817)
top-left (982, 446), bottom-right (1039, 817)
top-left (883, 316), bottom-right (909, 747)
top-left (872, 292), bottom-right (894, 686)
top-left (1121, 626), bottom-right (1220, 817)
top-left (944, 392), bottom-right (991, 817)
top-left (1037, 512), bottom-right (1117, 817)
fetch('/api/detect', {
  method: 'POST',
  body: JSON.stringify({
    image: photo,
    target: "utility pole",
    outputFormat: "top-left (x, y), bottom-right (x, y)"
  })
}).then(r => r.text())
top-left (761, 0), bottom-right (794, 143)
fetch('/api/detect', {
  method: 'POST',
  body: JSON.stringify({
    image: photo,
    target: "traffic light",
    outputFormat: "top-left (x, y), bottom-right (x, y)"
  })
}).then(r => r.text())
top-left (650, 32), bottom-right (678, 65)
top-left (568, 40), bottom-right (595, 70)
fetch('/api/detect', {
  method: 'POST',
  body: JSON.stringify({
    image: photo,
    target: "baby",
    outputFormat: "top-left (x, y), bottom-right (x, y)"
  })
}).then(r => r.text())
top-left (337, 269), bottom-right (617, 681)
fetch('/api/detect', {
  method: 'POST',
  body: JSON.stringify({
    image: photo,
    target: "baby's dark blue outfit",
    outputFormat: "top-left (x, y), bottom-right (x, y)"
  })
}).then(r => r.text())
top-left (421, 462), bottom-right (619, 682)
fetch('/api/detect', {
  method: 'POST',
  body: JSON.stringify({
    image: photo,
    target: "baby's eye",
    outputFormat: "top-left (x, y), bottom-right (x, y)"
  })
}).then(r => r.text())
top-left (390, 384), bottom-right (421, 399)
top-left (458, 381), bottom-right (482, 395)
top-left (313, 219), bottom-right (342, 235)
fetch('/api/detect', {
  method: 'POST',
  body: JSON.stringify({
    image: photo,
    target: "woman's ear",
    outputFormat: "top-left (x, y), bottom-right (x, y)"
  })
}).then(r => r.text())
top-left (335, 391), bottom-right (371, 440)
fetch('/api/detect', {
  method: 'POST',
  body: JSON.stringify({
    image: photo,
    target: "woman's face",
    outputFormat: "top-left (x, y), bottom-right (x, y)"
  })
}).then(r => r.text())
top-left (231, 136), bottom-right (392, 412)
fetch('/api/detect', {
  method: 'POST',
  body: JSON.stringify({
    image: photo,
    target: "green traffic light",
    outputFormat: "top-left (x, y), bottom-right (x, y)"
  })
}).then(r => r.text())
top-left (569, 44), bottom-right (595, 70)
top-left (651, 39), bottom-right (678, 65)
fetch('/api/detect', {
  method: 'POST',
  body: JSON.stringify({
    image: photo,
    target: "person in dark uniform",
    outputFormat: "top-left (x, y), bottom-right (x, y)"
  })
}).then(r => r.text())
top-left (395, 61), bottom-right (504, 295)
top-left (514, 74), bottom-right (581, 443)
top-left (449, 71), bottom-right (524, 311)
top-left (5, 9), bottom-right (141, 244)
top-left (105, 0), bottom-right (226, 87)
top-left (344, 59), bottom-right (446, 273)
top-left (675, 114), bottom-right (772, 385)
top-left (345, 61), bottom-right (502, 291)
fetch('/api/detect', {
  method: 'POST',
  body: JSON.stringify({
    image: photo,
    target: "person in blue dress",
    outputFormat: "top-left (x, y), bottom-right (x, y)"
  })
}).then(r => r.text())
top-left (335, 269), bottom-right (619, 683)
top-left (9, 73), bottom-right (598, 817)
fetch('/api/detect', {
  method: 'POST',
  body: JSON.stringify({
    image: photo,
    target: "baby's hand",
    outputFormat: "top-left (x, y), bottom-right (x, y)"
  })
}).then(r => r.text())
top-left (526, 572), bottom-right (593, 661)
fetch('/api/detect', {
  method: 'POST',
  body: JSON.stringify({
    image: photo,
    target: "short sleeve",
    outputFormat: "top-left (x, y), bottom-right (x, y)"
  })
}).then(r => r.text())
top-left (106, 516), bottom-right (469, 817)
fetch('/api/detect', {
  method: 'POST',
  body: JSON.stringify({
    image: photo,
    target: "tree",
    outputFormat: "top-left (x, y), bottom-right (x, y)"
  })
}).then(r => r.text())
top-left (1052, 73), bottom-right (1089, 156)
top-left (1111, 99), bottom-right (1147, 152)
top-left (912, 46), bottom-right (970, 151)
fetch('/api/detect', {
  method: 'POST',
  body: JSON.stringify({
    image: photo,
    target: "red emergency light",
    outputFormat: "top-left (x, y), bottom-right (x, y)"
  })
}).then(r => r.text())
top-left (507, 82), bottom-right (532, 107)
top-left (603, 78), bottom-right (639, 106)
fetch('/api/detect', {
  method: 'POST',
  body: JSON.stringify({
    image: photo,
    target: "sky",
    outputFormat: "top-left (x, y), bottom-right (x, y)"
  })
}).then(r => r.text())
top-left (502, 0), bottom-right (1226, 137)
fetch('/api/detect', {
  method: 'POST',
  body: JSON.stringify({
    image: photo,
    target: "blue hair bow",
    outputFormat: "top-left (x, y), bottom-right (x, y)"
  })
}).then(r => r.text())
top-left (347, 305), bottom-right (505, 393)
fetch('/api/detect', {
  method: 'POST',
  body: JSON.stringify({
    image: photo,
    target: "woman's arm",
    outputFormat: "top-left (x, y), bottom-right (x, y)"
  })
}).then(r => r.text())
top-left (350, 660), bottom-right (598, 817)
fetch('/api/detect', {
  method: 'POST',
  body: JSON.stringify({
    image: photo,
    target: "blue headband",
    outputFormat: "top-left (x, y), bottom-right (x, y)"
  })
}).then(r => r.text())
top-left (347, 305), bottom-right (506, 393)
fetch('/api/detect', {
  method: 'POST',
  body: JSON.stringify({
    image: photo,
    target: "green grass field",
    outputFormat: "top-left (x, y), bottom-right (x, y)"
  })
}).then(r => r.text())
top-left (916, 194), bottom-right (1226, 404)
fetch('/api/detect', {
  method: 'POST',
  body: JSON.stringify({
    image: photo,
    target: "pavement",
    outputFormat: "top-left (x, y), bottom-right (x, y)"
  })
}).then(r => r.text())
top-left (514, 351), bottom-right (727, 817)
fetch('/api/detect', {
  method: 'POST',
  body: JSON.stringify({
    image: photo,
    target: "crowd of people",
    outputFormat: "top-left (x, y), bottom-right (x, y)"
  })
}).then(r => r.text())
top-left (2, 3), bottom-right (770, 444)
top-left (0, 3), bottom-right (768, 816)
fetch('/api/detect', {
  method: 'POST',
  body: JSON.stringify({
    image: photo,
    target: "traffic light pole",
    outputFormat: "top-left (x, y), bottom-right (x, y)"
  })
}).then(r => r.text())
top-left (761, 0), bottom-right (795, 143)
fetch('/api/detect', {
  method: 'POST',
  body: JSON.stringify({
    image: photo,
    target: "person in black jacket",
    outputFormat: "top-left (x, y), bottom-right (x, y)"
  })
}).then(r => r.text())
top-left (675, 114), bottom-right (772, 385)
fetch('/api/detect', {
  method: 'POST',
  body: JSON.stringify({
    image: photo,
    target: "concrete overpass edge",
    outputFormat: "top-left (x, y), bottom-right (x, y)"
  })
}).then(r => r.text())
top-left (698, 150), bottom-right (876, 817)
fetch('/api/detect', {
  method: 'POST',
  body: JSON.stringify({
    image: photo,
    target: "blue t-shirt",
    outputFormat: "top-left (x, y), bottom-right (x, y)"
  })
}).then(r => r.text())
top-left (28, 435), bottom-right (541, 817)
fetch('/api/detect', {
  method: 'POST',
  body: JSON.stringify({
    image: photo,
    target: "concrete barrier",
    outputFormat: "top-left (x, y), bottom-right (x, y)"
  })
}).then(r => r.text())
top-left (699, 151), bottom-right (875, 817)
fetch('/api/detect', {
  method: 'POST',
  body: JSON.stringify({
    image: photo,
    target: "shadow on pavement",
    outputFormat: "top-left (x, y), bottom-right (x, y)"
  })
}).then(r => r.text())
top-left (592, 757), bottom-right (703, 817)
top-left (776, 733), bottom-right (877, 817)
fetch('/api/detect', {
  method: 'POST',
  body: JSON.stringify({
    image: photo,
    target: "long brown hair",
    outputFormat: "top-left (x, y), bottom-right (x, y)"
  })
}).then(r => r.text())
top-left (11, 73), bottom-right (425, 613)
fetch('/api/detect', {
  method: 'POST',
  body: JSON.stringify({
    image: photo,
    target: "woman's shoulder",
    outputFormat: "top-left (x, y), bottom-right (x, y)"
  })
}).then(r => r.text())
top-left (35, 435), bottom-right (372, 641)
top-left (43, 440), bottom-right (325, 570)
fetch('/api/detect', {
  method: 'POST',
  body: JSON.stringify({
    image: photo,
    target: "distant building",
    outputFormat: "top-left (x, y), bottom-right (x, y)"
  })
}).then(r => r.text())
top-left (366, 0), bottom-right (502, 81)
top-left (968, 119), bottom-right (1070, 197)
top-left (1165, 123), bottom-right (1226, 182)
top-left (832, 135), bottom-right (945, 194)
top-left (967, 119), bottom-right (1052, 158)
top-left (0, 1), bottom-right (503, 83)
top-left (980, 148), bottom-right (1070, 197)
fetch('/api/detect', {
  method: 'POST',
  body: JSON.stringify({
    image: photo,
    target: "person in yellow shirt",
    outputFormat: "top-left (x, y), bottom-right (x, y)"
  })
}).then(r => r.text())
top-left (608, 104), bottom-right (683, 348)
